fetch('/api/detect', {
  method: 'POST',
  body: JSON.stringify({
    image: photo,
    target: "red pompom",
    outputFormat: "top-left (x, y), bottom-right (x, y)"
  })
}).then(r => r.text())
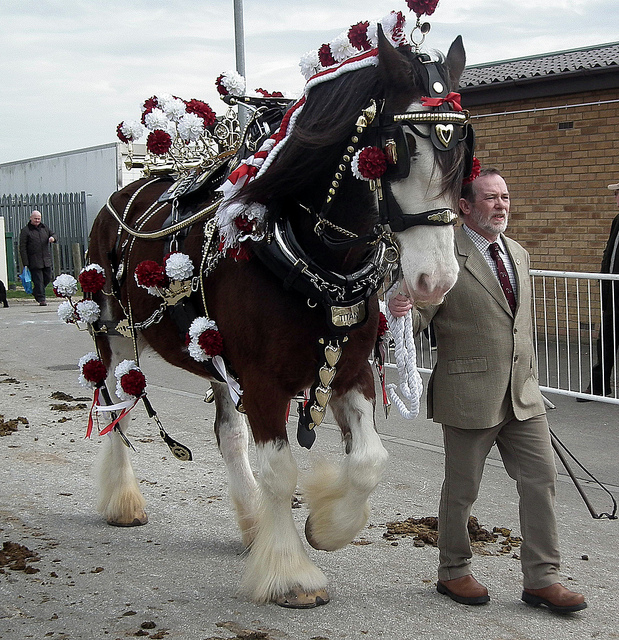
top-left (198, 329), bottom-right (224, 357)
top-left (234, 216), bottom-right (254, 233)
top-left (79, 269), bottom-right (105, 294)
top-left (318, 43), bottom-right (337, 67)
top-left (135, 260), bottom-right (166, 288)
top-left (82, 358), bottom-right (107, 386)
top-left (357, 147), bottom-right (388, 180)
top-left (120, 369), bottom-right (147, 398)
top-left (377, 312), bottom-right (389, 338)
top-left (348, 22), bottom-right (371, 51)
top-left (147, 129), bottom-right (172, 156)
top-left (116, 122), bottom-right (129, 144)
top-left (463, 157), bottom-right (481, 185)
top-left (215, 74), bottom-right (228, 96)
top-left (406, 0), bottom-right (440, 17)
top-left (255, 88), bottom-right (285, 98)
top-left (185, 99), bottom-right (216, 127)
top-left (141, 96), bottom-right (158, 124)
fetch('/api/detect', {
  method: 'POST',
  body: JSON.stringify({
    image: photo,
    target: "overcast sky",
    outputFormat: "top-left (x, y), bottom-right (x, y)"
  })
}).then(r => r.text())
top-left (0, 0), bottom-right (617, 165)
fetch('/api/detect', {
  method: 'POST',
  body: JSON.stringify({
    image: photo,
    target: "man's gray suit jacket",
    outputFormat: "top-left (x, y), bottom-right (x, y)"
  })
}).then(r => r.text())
top-left (416, 226), bottom-right (546, 429)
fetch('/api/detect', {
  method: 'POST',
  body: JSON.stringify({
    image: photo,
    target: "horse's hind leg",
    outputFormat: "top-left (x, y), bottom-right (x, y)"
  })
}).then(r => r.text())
top-left (304, 384), bottom-right (388, 551)
top-left (94, 334), bottom-right (148, 527)
top-left (212, 382), bottom-right (259, 548)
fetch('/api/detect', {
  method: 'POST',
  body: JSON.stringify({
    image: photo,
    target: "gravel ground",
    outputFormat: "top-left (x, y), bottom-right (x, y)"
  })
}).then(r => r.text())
top-left (1, 299), bottom-right (618, 640)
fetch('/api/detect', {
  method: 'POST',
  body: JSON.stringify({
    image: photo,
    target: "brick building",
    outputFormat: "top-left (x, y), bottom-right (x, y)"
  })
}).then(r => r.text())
top-left (459, 41), bottom-right (619, 273)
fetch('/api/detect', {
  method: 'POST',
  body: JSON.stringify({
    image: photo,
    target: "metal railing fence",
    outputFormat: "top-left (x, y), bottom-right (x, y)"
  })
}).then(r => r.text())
top-left (1, 192), bottom-right (88, 279)
top-left (387, 270), bottom-right (619, 405)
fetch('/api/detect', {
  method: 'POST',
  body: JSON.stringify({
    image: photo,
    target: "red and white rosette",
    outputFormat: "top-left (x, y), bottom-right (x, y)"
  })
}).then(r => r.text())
top-left (187, 317), bottom-right (223, 362)
top-left (53, 274), bottom-right (78, 298)
top-left (93, 360), bottom-right (147, 436)
top-left (57, 300), bottom-right (78, 324)
top-left (114, 360), bottom-right (147, 401)
top-left (134, 259), bottom-right (167, 295)
top-left (187, 317), bottom-right (241, 405)
top-left (78, 352), bottom-right (108, 438)
top-left (78, 264), bottom-right (106, 294)
top-left (351, 146), bottom-right (388, 181)
top-left (164, 252), bottom-right (194, 281)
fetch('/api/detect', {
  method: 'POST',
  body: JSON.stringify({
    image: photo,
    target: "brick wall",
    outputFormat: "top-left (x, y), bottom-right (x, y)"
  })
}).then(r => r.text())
top-left (465, 89), bottom-right (619, 273)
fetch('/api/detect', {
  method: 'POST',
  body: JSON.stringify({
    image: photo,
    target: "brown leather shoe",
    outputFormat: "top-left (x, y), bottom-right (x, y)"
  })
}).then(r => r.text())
top-left (522, 583), bottom-right (587, 613)
top-left (437, 575), bottom-right (490, 605)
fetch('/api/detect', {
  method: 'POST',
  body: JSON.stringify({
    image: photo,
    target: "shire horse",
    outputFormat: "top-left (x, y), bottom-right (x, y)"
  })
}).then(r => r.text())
top-left (87, 30), bottom-right (471, 607)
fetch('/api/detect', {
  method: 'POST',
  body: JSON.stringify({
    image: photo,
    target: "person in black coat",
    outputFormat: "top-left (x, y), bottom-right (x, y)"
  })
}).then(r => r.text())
top-left (19, 210), bottom-right (57, 306)
top-left (582, 182), bottom-right (619, 398)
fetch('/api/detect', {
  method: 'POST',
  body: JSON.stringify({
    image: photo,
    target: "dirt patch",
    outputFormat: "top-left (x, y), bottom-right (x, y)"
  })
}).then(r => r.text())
top-left (384, 515), bottom-right (522, 555)
top-left (0, 414), bottom-right (29, 436)
top-left (0, 540), bottom-right (41, 574)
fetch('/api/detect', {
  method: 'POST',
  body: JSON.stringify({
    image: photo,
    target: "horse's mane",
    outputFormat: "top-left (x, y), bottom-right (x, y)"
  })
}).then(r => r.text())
top-left (239, 47), bottom-right (466, 207)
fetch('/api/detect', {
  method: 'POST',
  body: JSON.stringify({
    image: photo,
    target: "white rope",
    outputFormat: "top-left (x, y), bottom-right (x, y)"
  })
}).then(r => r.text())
top-left (385, 300), bottom-right (423, 419)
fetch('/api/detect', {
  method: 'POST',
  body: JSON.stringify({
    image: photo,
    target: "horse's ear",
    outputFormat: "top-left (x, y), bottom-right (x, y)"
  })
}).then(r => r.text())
top-left (445, 35), bottom-right (466, 89)
top-left (377, 24), bottom-right (414, 96)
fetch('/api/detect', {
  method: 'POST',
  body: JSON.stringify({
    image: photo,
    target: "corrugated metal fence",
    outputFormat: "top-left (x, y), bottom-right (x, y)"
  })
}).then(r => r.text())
top-left (1, 192), bottom-right (87, 279)
top-left (388, 270), bottom-right (619, 405)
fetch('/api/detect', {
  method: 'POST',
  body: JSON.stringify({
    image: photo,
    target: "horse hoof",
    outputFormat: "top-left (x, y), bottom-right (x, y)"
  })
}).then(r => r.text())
top-left (107, 514), bottom-right (149, 527)
top-left (305, 516), bottom-right (324, 550)
top-left (275, 588), bottom-right (330, 609)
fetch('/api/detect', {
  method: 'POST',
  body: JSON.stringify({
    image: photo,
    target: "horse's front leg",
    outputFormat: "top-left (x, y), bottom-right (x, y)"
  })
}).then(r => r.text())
top-left (304, 375), bottom-right (388, 551)
top-left (241, 390), bottom-right (328, 608)
top-left (94, 335), bottom-right (148, 527)
top-left (212, 382), bottom-right (259, 548)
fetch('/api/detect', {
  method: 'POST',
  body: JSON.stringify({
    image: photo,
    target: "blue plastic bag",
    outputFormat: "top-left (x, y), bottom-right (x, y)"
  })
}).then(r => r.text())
top-left (20, 266), bottom-right (33, 294)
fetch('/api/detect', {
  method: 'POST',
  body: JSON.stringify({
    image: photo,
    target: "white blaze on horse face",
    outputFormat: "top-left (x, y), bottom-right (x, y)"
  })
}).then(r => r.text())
top-left (389, 102), bottom-right (459, 304)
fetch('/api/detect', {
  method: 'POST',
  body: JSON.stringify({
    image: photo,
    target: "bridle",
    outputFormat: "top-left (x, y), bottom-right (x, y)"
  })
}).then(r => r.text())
top-left (309, 54), bottom-right (475, 245)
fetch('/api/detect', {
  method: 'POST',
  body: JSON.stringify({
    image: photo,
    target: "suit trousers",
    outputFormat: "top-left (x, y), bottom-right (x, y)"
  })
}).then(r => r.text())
top-left (437, 413), bottom-right (561, 589)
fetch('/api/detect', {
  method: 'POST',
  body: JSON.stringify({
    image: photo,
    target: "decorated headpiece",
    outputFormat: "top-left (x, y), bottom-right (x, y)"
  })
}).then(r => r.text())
top-left (117, 93), bottom-right (241, 176)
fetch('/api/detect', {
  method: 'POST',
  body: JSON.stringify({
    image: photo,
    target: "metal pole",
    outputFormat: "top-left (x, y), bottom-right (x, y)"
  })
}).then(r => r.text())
top-left (233, 0), bottom-right (248, 127)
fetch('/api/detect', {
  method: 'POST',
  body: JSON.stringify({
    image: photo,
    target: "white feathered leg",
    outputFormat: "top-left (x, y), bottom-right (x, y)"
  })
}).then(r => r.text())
top-left (212, 383), bottom-right (259, 548)
top-left (242, 440), bottom-right (328, 607)
top-left (94, 336), bottom-right (147, 526)
top-left (304, 389), bottom-right (388, 550)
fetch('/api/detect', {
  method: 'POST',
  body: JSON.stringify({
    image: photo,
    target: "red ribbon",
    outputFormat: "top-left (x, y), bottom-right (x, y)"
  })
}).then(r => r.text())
top-left (421, 92), bottom-right (463, 112)
top-left (85, 387), bottom-right (100, 439)
top-left (97, 398), bottom-right (139, 437)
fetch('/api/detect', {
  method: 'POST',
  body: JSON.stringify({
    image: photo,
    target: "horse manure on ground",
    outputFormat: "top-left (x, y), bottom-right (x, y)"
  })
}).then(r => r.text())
top-left (50, 402), bottom-right (88, 411)
top-left (0, 541), bottom-right (41, 573)
top-left (0, 413), bottom-right (28, 436)
top-left (50, 390), bottom-right (90, 402)
top-left (383, 515), bottom-right (522, 553)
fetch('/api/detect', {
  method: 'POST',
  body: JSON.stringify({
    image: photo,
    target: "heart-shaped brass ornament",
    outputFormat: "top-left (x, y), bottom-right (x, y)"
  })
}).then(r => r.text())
top-left (319, 366), bottom-right (336, 387)
top-left (435, 124), bottom-right (454, 148)
top-left (310, 404), bottom-right (326, 426)
top-left (324, 343), bottom-right (342, 367)
top-left (315, 386), bottom-right (332, 407)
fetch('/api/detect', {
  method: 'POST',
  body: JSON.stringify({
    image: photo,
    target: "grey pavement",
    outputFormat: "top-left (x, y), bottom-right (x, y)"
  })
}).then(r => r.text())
top-left (1, 298), bottom-right (618, 640)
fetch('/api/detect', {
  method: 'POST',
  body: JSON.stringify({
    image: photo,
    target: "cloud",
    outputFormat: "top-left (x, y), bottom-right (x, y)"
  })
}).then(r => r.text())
top-left (0, 0), bottom-right (617, 164)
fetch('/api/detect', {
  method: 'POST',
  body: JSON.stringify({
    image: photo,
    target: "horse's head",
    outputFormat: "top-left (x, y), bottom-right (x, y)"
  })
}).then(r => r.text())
top-left (377, 31), bottom-right (469, 306)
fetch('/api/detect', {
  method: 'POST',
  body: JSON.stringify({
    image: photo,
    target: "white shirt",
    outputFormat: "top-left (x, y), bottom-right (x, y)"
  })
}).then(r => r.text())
top-left (462, 224), bottom-right (518, 299)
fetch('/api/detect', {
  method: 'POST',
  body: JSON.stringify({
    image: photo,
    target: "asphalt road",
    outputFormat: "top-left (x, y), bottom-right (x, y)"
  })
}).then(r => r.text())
top-left (1, 298), bottom-right (618, 640)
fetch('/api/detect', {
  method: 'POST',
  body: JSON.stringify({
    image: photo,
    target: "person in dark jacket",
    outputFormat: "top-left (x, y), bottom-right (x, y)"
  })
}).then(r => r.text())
top-left (19, 210), bottom-right (56, 306)
top-left (581, 182), bottom-right (619, 398)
